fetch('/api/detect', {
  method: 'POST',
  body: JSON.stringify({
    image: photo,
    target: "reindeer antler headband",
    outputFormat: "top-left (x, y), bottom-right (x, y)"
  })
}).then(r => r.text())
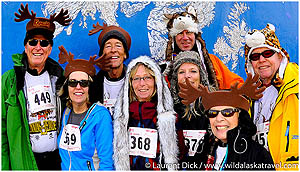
top-left (58, 45), bottom-right (101, 77)
top-left (14, 3), bottom-right (71, 33)
top-left (179, 73), bottom-right (265, 111)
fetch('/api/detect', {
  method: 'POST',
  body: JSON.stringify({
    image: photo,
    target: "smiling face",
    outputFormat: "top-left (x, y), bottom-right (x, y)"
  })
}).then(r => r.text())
top-left (131, 64), bottom-right (155, 102)
top-left (209, 106), bottom-right (239, 143)
top-left (175, 30), bottom-right (196, 51)
top-left (68, 71), bottom-right (89, 108)
top-left (250, 47), bottom-right (282, 85)
top-left (25, 35), bottom-right (52, 74)
top-left (103, 38), bottom-right (126, 69)
top-left (177, 63), bottom-right (200, 88)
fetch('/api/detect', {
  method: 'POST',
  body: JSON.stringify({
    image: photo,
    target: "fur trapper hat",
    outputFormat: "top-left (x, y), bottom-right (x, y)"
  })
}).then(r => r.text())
top-left (88, 22), bottom-right (131, 57)
top-left (244, 23), bottom-right (289, 87)
top-left (113, 56), bottom-right (179, 170)
top-left (168, 51), bottom-right (212, 104)
top-left (14, 3), bottom-right (71, 45)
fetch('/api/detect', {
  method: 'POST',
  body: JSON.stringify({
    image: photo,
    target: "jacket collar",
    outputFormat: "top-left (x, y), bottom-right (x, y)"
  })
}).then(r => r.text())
top-left (13, 53), bottom-right (63, 91)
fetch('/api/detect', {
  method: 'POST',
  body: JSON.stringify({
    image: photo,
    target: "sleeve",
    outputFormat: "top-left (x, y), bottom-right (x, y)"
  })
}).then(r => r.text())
top-left (1, 72), bottom-right (11, 170)
top-left (209, 54), bottom-right (244, 89)
top-left (94, 107), bottom-right (115, 170)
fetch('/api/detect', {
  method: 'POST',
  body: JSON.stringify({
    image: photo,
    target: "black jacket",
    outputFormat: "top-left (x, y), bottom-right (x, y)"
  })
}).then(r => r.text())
top-left (195, 110), bottom-right (275, 170)
top-left (92, 67), bottom-right (126, 104)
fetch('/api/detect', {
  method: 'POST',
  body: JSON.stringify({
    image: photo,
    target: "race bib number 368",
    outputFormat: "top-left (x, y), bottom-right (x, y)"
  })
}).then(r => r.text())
top-left (129, 127), bottom-right (158, 158)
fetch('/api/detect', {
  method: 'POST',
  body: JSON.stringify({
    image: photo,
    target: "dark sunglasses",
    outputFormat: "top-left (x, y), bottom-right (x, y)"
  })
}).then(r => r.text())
top-left (68, 79), bottom-right (90, 87)
top-left (28, 39), bottom-right (50, 47)
top-left (249, 49), bottom-right (276, 61)
top-left (206, 108), bottom-right (240, 118)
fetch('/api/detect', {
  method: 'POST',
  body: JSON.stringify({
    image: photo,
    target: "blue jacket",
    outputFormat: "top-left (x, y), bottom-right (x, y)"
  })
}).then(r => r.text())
top-left (58, 103), bottom-right (115, 170)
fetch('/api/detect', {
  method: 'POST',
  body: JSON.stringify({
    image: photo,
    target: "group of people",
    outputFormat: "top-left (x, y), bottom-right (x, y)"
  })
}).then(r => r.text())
top-left (2, 4), bottom-right (298, 171)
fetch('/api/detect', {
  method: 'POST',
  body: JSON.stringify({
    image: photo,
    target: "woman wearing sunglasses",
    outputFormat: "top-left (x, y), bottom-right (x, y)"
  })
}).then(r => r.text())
top-left (166, 51), bottom-right (217, 169)
top-left (56, 46), bottom-right (114, 170)
top-left (113, 56), bottom-right (185, 170)
top-left (244, 24), bottom-right (298, 170)
top-left (179, 73), bottom-right (274, 170)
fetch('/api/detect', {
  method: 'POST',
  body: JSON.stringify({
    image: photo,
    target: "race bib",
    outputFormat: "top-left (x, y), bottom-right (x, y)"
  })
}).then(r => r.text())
top-left (253, 122), bottom-right (270, 151)
top-left (129, 127), bottom-right (158, 158)
top-left (27, 85), bottom-right (55, 113)
top-left (59, 124), bottom-right (82, 151)
top-left (103, 98), bottom-right (117, 115)
top-left (183, 130), bottom-right (206, 156)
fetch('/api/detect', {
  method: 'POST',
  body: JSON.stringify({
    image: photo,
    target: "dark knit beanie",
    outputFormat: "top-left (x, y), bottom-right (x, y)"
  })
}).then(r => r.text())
top-left (88, 23), bottom-right (131, 57)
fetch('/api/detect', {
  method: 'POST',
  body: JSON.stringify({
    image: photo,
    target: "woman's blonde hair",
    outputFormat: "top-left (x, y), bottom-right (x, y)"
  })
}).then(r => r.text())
top-left (129, 63), bottom-right (157, 103)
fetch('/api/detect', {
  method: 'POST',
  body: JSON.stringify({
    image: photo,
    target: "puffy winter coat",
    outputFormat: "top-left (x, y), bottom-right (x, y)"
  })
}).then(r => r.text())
top-left (1, 53), bottom-right (63, 170)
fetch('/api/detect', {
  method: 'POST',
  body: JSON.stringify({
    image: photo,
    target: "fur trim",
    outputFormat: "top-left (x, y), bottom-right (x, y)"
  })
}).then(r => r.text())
top-left (113, 56), bottom-right (178, 170)
top-left (157, 111), bottom-right (178, 170)
top-left (169, 14), bottom-right (198, 37)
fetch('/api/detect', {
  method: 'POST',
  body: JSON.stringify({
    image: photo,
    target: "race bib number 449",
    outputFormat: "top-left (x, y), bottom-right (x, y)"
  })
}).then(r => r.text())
top-left (129, 127), bottom-right (158, 158)
top-left (27, 85), bottom-right (55, 113)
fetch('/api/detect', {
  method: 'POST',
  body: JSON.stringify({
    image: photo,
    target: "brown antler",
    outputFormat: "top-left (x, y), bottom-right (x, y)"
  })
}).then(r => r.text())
top-left (231, 73), bottom-right (265, 100)
top-left (14, 3), bottom-right (36, 22)
top-left (89, 55), bottom-right (98, 64)
top-left (50, 8), bottom-right (71, 26)
top-left (88, 22), bottom-right (107, 35)
top-left (58, 45), bottom-right (73, 64)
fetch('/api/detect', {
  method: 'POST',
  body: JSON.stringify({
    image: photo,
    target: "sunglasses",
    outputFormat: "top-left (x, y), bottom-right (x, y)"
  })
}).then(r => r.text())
top-left (249, 49), bottom-right (276, 61)
top-left (68, 79), bottom-right (90, 87)
top-left (28, 39), bottom-right (50, 47)
top-left (206, 108), bottom-right (240, 118)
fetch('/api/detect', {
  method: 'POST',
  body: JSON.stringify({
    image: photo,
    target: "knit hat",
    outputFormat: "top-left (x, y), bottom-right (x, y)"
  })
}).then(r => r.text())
top-left (244, 23), bottom-right (289, 84)
top-left (88, 22), bottom-right (131, 57)
top-left (168, 51), bottom-right (212, 104)
top-left (14, 3), bottom-right (71, 45)
top-left (58, 45), bottom-right (99, 77)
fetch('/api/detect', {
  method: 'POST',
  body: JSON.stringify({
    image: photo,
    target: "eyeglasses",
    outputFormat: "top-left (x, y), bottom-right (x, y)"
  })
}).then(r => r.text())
top-left (132, 76), bottom-right (153, 82)
top-left (249, 49), bottom-right (276, 61)
top-left (68, 79), bottom-right (90, 87)
top-left (28, 39), bottom-right (50, 47)
top-left (206, 108), bottom-right (240, 118)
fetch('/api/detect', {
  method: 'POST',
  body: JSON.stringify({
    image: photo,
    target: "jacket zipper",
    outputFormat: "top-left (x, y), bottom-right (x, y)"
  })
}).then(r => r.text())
top-left (285, 121), bottom-right (290, 152)
top-left (87, 160), bottom-right (92, 171)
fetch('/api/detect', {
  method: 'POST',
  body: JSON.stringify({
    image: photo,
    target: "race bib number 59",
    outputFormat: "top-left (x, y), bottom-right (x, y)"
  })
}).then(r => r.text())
top-left (129, 127), bottom-right (158, 158)
top-left (59, 124), bottom-right (82, 151)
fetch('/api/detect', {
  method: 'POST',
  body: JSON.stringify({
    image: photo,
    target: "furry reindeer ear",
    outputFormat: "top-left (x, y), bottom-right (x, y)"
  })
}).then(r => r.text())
top-left (186, 6), bottom-right (196, 17)
top-left (163, 14), bottom-right (174, 25)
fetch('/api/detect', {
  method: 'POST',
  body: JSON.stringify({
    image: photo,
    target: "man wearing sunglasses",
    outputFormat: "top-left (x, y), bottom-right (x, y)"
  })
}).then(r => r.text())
top-left (244, 23), bottom-right (299, 170)
top-left (1, 4), bottom-right (71, 170)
